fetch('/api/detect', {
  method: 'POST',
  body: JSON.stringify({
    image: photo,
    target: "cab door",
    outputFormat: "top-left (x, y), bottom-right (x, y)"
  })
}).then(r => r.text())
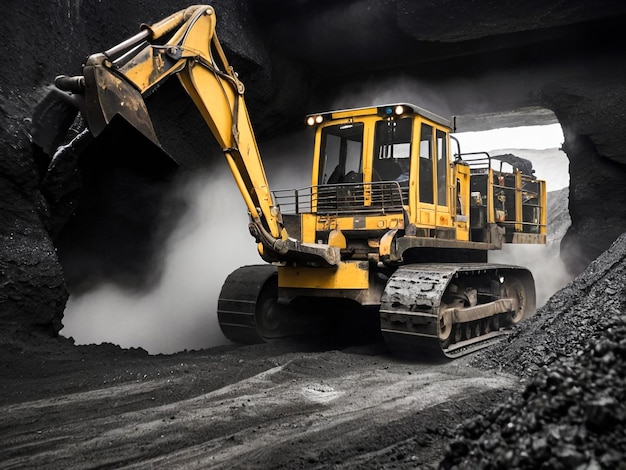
top-left (434, 128), bottom-right (451, 229)
top-left (417, 122), bottom-right (436, 227)
top-left (417, 122), bottom-right (452, 230)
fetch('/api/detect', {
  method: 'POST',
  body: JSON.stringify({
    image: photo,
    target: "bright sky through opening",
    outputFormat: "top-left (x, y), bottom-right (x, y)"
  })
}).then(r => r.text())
top-left (454, 123), bottom-right (564, 153)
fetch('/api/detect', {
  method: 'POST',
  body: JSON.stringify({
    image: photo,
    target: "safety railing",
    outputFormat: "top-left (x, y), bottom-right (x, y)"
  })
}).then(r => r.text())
top-left (272, 181), bottom-right (406, 216)
top-left (461, 152), bottom-right (545, 234)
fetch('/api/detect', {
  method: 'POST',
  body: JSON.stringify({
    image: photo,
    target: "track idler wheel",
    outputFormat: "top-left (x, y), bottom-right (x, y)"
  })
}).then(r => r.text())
top-left (437, 309), bottom-right (453, 347)
top-left (438, 295), bottom-right (466, 348)
top-left (501, 276), bottom-right (528, 324)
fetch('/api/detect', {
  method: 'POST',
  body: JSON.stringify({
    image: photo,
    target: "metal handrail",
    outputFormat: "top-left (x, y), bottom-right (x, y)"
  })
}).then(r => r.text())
top-left (272, 181), bottom-right (406, 216)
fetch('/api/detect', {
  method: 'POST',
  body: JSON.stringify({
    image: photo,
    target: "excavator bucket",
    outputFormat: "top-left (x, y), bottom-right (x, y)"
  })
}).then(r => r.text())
top-left (81, 54), bottom-right (163, 150)
top-left (32, 80), bottom-right (179, 179)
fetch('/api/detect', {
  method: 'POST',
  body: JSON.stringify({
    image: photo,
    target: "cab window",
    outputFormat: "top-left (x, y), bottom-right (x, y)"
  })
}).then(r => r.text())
top-left (436, 129), bottom-right (448, 206)
top-left (419, 123), bottom-right (434, 204)
top-left (373, 118), bottom-right (412, 182)
top-left (318, 123), bottom-right (364, 185)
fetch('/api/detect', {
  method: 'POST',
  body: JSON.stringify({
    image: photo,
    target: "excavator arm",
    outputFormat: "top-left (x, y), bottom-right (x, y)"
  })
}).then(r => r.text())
top-left (45, 5), bottom-right (339, 266)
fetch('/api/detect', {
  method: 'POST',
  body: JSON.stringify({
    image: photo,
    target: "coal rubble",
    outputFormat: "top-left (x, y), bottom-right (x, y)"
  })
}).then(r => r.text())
top-left (440, 232), bottom-right (626, 470)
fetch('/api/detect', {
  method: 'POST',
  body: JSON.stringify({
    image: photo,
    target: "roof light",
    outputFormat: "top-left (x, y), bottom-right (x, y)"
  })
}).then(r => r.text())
top-left (379, 104), bottom-right (410, 118)
top-left (306, 114), bottom-right (325, 126)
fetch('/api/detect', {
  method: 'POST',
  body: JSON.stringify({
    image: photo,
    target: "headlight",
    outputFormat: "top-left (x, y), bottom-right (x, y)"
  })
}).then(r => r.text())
top-left (379, 104), bottom-right (411, 117)
top-left (306, 115), bottom-right (324, 126)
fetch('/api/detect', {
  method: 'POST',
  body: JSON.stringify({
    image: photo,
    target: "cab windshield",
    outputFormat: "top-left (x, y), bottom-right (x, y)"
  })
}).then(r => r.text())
top-left (373, 118), bottom-right (412, 182)
top-left (318, 123), bottom-right (364, 185)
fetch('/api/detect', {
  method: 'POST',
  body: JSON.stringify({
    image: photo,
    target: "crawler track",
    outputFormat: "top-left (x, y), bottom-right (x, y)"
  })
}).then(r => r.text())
top-left (379, 264), bottom-right (535, 358)
top-left (218, 264), bottom-right (316, 343)
top-left (217, 264), bottom-right (277, 344)
top-left (219, 263), bottom-right (535, 359)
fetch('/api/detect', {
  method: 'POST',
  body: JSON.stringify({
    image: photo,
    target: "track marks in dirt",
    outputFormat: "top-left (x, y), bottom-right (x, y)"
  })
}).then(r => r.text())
top-left (0, 346), bottom-right (519, 469)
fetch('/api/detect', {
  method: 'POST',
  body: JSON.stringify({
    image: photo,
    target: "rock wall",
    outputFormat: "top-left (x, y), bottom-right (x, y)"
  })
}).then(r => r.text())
top-left (1, 0), bottom-right (626, 335)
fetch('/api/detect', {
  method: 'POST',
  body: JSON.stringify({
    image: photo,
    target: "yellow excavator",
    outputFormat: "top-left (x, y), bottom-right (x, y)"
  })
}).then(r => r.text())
top-left (33, 5), bottom-right (546, 357)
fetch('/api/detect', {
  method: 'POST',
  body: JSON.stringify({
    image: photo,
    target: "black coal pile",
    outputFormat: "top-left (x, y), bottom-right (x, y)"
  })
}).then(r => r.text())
top-left (439, 232), bottom-right (626, 469)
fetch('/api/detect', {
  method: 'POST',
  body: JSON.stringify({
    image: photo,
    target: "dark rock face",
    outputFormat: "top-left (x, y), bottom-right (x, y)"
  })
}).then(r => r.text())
top-left (1, 0), bottom-right (626, 334)
top-left (559, 130), bottom-right (626, 275)
top-left (0, 110), bottom-right (67, 335)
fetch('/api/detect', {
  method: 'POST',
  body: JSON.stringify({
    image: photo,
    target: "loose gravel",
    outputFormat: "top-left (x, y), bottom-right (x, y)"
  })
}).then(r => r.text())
top-left (439, 232), bottom-right (626, 469)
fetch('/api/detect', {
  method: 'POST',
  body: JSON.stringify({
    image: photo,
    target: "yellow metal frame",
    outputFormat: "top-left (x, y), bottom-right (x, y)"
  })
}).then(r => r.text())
top-left (278, 261), bottom-right (369, 290)
top-left (454, 163), bottom-right (471, 241)
top-left (316, 214), bottom-right (405, 232)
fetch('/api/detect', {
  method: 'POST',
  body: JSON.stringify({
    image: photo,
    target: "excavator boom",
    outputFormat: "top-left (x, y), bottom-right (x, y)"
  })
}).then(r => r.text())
top-left (38, 5), bottom-right (339, 267)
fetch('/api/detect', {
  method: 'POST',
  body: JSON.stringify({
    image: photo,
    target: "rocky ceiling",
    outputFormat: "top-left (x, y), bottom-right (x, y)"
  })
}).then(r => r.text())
top-left (1, 0), bottom-right (626, 333)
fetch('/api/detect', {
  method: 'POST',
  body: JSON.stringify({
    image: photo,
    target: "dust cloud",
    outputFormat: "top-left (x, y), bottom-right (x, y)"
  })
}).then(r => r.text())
top-left (61, 169), bottom-right (259, 354)
top-left (61, 133), bottom-right (314, 354)
top-left (489, 244), bottom-right (571, 308)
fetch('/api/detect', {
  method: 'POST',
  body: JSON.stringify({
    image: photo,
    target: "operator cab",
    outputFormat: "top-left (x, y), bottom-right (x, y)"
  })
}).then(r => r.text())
top-left (306, 103), bottom-right (452, 219)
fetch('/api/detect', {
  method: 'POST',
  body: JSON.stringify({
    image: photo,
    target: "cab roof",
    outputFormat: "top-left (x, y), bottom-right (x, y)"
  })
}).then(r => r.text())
top-left (305, 103), bottom-right (452, 129)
